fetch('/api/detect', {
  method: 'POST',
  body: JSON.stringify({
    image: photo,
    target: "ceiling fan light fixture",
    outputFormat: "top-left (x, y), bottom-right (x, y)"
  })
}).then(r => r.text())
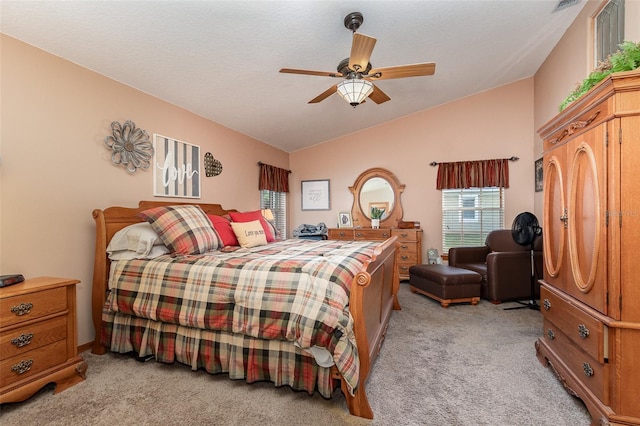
top-left (336, 79), bottom-right (374, 107)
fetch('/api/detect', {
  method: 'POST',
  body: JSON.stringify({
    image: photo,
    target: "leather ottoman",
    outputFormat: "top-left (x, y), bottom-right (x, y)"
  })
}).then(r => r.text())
top-left (409, 264), bottom-right (482, 308)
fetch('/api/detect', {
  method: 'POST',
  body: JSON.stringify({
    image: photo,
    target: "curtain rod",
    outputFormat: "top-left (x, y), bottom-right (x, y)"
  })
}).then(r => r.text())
top-left (429, 156), bottom-right (519, 167)
top-left (257, 161), bottom-right (292, 173)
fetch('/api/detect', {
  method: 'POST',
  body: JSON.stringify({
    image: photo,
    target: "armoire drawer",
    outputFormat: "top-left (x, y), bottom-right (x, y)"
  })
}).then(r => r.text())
top-left (542, 318), bottom-right (607, 403)
top-left (327, 229), bottom-right (354, 240)
top-left (541, 286), bottom-right (605, 363)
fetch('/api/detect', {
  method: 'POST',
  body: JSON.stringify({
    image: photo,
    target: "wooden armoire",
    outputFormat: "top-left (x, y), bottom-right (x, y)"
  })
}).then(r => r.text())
top-left (536, 69), bottom-right (640, 426)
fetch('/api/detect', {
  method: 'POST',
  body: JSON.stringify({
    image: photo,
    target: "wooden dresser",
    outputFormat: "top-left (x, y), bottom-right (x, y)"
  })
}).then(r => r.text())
top-left (328, 228), bottom-right (422, 280)
top-left (536, 70), bottom-right (640, 425)
top-left (0, 277), bottom-right (87, 403)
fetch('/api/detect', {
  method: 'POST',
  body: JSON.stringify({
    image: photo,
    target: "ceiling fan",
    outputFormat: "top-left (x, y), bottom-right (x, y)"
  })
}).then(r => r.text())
top-left (279, 12), bottom-right (436, 107)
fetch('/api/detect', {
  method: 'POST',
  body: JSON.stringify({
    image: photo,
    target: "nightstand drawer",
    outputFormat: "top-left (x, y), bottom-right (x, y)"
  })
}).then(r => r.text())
top-left (0, 339), bottom-right (68, 388)
top-left (0, 315), bottom-right (67, 358)
top-left (0, 287), bottom-right (67, 328)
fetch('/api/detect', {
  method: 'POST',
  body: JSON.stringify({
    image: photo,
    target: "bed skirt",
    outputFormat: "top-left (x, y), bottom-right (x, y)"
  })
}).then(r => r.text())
top-left (101, 309), bottom-right (336, 398)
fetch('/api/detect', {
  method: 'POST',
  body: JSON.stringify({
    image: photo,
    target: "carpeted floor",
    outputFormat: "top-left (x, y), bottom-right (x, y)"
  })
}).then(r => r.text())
top-left (0, 283), bottom-right (591, 425)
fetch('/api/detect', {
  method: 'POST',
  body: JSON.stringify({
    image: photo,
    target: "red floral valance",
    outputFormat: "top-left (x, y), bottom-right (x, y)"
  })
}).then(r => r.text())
top-left (259, 162), bottom-right (290, 193)
top-left (436, 158), bottom-right (510, 189)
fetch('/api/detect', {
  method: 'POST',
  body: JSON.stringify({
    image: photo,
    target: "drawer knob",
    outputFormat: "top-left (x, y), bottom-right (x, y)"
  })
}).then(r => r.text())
top-left (578, 324), bottom-right (590, 339)
top-left (382, 233), bottom-right (389, 237)
top-left (11, 302), bottom-right (33, 316)
top-left (400, 244), bottom-right (408, 249)
top-left (11, 359), bottom-right (33, 375)
top-left (401, 233), bottom-right (408, 238)
top-left (547, 329), bottom-right (555, 340)
top-left (401, 255), bottom-right (408, 260)
top-left (583, 362), bottom-right (594, 377)
top-left (11, 333), bottom-right (33, 348)
top-left (355, 233), bottom-right (362, 238)
top-left (543, 299), bottom-right (551, 311)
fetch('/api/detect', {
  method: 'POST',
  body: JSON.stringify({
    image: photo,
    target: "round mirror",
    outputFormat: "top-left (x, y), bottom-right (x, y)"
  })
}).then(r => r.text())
top-left (349, 168), bottom-right (405, 228)
top-left (360, 177), bottom-right (394, 219)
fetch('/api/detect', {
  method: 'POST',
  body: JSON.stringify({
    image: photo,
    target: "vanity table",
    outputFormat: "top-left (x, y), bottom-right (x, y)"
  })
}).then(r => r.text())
top-left (327, 168), bottom-right (422, 280)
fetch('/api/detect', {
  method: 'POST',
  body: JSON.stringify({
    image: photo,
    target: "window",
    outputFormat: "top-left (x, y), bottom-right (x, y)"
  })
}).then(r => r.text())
top-left (442, 187), bottom-right (504, 253)
top-left (594, 0), bottom-right (625, 66)
top-left (260, 190), bottom-right (287, 238)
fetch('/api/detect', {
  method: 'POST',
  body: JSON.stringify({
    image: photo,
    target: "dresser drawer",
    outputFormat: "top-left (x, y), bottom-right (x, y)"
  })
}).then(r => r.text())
top-left (354, 229), bottom-right (391, 240)
top-left (0, 339), bottom-right (68, 388)
top-left (328, 229), bottom-right (354, 240)
top-left (0, 287), bottom-right (67, 328)
top-left (541, 286), bottom-right (605, 362)
top-left (542, 318), bottom-right (607, 403)
top-left (0, 315), bottom-right (67, 359)
top-left (397, 252), bottom-right (418, 264)
top-left (391, 229), bottom-right (418, 242)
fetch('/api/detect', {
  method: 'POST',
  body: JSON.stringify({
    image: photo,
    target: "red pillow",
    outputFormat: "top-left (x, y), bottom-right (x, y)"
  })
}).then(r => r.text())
top-left (207, 215), bottom-right (239, 247)
top-left (228, 210), bottom-right (275, 242)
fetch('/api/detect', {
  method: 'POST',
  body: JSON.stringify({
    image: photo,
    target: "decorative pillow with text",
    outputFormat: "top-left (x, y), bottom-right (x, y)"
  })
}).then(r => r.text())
top-left (231, 220), bottom-right (268, 248)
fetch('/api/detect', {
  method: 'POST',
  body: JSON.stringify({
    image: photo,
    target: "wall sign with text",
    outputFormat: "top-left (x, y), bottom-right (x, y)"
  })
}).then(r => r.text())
top-left (153, 134), bottom-right (201, 198)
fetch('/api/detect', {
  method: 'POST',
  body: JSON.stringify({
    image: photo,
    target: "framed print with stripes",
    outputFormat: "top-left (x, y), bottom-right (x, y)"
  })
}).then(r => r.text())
top-left (153, 134), bottom-right (201, 198)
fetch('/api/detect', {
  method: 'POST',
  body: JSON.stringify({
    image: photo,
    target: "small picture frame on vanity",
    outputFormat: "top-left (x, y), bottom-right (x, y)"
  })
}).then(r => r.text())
top-left (338, 212), bottom-right (352, 228)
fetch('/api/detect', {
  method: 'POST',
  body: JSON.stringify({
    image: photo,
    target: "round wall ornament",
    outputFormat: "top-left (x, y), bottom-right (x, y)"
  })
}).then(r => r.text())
top-left (104, 120), bottom-right (153, 173)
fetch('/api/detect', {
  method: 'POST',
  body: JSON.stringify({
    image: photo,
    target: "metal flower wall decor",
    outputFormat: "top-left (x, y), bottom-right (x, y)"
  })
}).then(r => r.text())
top-left (104, 120), bottom-right (154, 173)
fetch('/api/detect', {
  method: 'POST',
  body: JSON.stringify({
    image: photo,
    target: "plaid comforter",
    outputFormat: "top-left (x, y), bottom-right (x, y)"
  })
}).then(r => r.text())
top-left (106, 239), bottom-right (378, 394)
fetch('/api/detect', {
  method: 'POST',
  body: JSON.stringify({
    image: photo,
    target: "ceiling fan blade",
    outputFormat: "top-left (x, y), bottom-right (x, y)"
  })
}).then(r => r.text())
top-left (349, 33), bottom-right (377, 72)
top-left (279, 68), bottom-right (340, 78)
top-left (367, 62), bottom-right (436, 80)
top-left (308, 85), bottom-right (337, 104)
top-left (368, 84), bottom-right (391, 104)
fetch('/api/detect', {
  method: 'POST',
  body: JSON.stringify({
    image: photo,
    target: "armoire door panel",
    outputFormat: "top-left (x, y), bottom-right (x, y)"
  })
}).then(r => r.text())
top-left (543, 148), bottom-right (568, 291)
top-left (567, 123), bottom-right (607, 314)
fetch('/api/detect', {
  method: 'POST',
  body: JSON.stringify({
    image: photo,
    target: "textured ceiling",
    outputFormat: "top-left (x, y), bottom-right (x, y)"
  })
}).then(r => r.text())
top-left (1, 1), bottom-right (586, 152)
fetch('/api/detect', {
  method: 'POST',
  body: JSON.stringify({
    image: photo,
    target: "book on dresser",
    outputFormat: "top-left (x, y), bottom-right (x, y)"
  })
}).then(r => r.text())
top-left (536, 69), bottom-right (640, 426)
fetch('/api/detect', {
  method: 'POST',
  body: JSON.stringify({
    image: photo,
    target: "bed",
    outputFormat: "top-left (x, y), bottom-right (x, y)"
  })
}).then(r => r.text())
top-left (91, 200), bottom-right (399, 419)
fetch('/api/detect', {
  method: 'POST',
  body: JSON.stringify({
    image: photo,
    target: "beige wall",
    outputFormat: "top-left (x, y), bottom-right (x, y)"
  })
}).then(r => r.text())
top-left (290, 78), bottom-right (536, 255)
top-left (0, 35), bottom-right (288, 346)
top-left (533, 0), bottom-right (640, 215)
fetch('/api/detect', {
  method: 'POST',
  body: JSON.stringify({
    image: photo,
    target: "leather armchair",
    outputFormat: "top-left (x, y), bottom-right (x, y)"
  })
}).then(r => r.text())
top-left (448, 229), bottom-right (542, 303)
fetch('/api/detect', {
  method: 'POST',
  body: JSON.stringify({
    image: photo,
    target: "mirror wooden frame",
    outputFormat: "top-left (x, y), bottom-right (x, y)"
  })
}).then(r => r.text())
top-left (349, 167), bottom-right (405, 228)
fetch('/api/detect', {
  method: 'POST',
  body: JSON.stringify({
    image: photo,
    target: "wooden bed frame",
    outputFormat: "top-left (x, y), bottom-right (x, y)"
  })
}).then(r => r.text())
top-left (91, 200), bottom-right (400, 419)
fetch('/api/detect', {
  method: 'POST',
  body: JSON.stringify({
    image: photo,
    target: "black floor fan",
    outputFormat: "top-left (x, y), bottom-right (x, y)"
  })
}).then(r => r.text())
top-left (504, 212), bottom-right (542, 311)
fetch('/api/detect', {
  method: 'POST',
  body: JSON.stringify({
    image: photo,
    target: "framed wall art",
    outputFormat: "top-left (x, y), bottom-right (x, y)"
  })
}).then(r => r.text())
top-left (301, 179), bottom-right (330, 210)
top-left (153, 134), bottom-right (201, 198)
top-left (535, 157), bottom-right (543, 192)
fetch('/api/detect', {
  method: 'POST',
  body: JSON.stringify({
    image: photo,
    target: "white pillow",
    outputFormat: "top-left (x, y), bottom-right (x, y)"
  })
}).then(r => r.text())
top-left (108, 245), bottom-right (170, 261)
top-left (107, 222), bottom-right (165, 257)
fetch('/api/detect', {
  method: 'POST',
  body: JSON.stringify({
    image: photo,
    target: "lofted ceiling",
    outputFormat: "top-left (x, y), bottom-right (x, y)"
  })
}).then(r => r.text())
top-left (1, 1), bottom-right (586, 152)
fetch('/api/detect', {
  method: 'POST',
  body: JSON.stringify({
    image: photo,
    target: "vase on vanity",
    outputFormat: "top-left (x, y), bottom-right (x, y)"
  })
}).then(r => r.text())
top-left (371, 218), bottom-right (380, 229)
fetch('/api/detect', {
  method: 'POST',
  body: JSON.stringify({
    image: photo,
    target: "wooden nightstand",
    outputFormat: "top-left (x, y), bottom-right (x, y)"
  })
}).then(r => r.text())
top-left (0, 277), bottom-right (87, 403)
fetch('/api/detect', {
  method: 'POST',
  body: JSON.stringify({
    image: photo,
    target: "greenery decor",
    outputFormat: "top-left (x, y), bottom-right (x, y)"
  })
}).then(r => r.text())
top-left (370, 207), bottom-right (385, 219)
top-left (559, 41), bottom-right (640, 111)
